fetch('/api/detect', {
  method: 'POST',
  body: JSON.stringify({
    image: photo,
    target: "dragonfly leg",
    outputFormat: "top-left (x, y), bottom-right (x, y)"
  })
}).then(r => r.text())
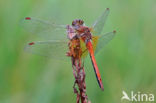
top-left (66, 51), bottom-right (72, 57)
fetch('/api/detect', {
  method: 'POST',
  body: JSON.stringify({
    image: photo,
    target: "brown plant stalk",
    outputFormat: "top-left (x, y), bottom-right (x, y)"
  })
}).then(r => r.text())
top-left (71, 57), bottom-right (91, 103)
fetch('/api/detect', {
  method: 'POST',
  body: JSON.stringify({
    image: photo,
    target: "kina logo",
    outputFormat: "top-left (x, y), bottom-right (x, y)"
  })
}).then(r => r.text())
top-left (121, 90), bottom-right (154, 102)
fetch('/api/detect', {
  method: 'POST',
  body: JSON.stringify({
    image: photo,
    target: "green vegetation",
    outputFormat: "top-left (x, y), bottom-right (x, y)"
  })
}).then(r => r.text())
top-left (0, 0), bottom-right (156, 103)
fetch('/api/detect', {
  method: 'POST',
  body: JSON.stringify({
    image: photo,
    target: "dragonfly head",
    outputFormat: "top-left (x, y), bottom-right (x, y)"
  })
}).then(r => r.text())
top-left (72, 19), bottom-right (84, 29)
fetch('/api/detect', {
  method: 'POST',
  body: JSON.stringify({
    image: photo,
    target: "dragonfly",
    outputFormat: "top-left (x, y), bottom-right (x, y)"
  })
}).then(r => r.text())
top-left (21, 8), bottom-right (116, 91)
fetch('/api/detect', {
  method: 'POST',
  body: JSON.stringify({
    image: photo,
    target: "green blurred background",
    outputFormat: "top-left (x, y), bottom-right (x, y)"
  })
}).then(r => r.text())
top-left (0, 0), bottom-right (156, 103)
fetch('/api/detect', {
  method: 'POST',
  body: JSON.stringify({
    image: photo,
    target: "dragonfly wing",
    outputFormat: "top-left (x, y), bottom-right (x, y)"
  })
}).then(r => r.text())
top-left (92, 8), bottom-right (110, 36)
top-left (24, 40), bottom-right (69, 60)
top-left (94, 31), bottom-right (116, 55)
top-left (20, 17), bottom-right (67, 40)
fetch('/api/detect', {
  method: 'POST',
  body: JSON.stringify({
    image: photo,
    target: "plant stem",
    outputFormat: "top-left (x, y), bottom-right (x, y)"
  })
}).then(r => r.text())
top-left (72, 58), bottom-right (91, 103)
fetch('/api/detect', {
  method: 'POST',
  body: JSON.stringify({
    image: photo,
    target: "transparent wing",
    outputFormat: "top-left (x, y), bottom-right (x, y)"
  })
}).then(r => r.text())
top-left (94, 31), bottom-right (116, 55)
top-left (92, 8), bottom-right (110, 36)
top-left (20, 17), bottom-right (67, 40)
top-left (24, 40), bottom-right (69, 60)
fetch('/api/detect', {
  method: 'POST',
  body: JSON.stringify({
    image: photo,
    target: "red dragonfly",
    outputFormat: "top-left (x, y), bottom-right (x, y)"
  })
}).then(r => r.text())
top-left (21, 8), bottom-right (116, 90)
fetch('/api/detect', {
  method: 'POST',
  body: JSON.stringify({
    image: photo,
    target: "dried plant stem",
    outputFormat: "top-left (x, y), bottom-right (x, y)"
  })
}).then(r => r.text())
top-left (72, 58), bottom-right (91, 103)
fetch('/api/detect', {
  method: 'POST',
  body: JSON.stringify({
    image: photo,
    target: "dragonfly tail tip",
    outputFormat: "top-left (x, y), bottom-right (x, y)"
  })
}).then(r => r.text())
top-left (101, 87), bottom-right (104, 91)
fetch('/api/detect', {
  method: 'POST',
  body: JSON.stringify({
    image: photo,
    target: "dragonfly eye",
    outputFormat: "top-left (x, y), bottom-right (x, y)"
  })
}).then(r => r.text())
top-left (72, 20), bottom-right (77, 26)
top-left (79, 20), bottom-right (84, 25)
top-left (72, 19), bottom-right (84, 27)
